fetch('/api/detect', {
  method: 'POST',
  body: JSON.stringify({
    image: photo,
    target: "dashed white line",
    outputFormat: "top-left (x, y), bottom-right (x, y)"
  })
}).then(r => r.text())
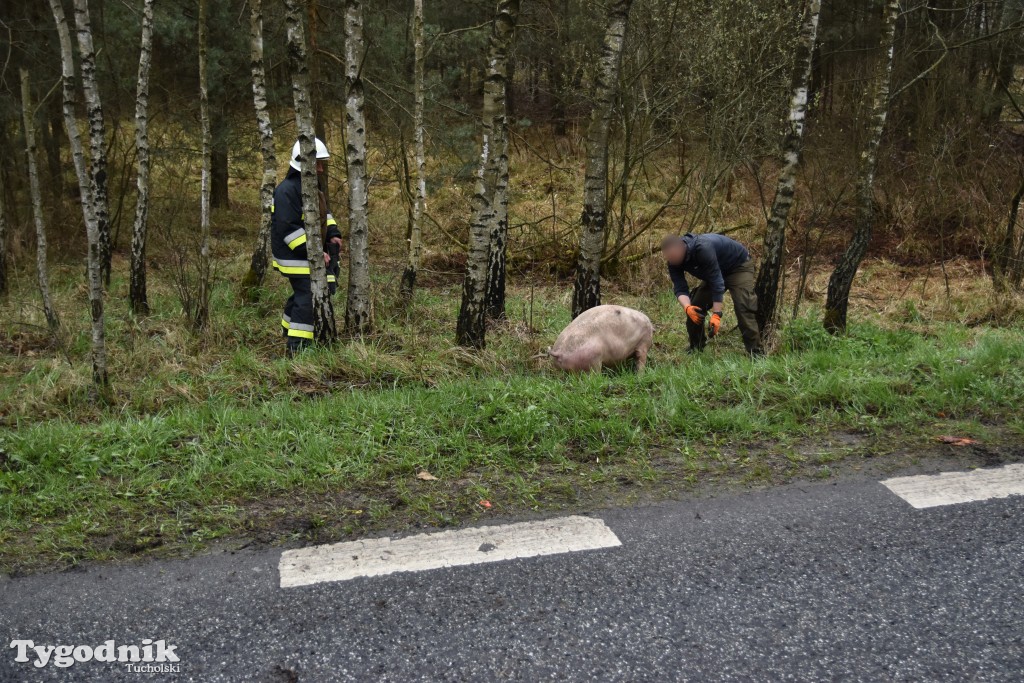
top-left (882, 463), bottom-right (1024, 509)
top-left (278, 515), bottom-right (621, 588)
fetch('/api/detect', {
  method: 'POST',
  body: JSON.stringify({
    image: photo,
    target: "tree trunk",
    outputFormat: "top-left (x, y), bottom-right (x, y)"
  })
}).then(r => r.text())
top-left (456, 0), bottom-right (519, 349)
top-left (344, 0), bottom-right (372, 336)
top-left (551, 56), bottom-right (568, 137)
top-left (754, 0), bottom-right (821, 341)
top-left (484, 127), bottom-right (511, 321)
top-left (194, 0), bottom-right (212, 330)
top-left (20, 69), bottom-right (62, 338)
top-left (49, 0), bottom-right (109, 398)
top-left (42, 98), bottom-right (63, 208)
top-left (285, 0), bottom-right (336, 344)
top-left (0, 179), bottom-right (7, 298)
top-left (984, 0), bottom-right (1024, 125)
top-left (823, 0), bottom-right (899, 335)
top-left (308, 0), bottom-right (329, 202)
top-left (400, 0), bottom-right (427, 300)
top-left (210, 107), bottom-right (230, 209)
top-left (72, 0), bottom-right (112, 287)
top-left (992, 175), bottom-right (1024, 291)
top-left (129, 0), bottom-right (156, 315)
top-left (571, 0), bottom-right (633, 319)
top-left (241, 0), bottom-right (277, 299)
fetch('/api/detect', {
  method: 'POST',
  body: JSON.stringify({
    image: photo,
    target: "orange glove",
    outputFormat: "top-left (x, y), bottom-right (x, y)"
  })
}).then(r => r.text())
top-left (708, 311), bottom-right (722, 337)
top-left (685, 305), bottom-right (705, 325)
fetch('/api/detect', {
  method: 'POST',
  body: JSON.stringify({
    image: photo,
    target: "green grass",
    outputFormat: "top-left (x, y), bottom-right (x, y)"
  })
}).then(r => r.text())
top-left (3, 127), bottom-right (1021, 573)
top-left (2, 312), bottom-right (1023, 573)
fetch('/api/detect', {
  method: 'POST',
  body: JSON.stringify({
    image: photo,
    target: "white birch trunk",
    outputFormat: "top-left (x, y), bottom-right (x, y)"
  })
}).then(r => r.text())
top-left (21, 68), bottom-right (62, 339)
top-left (129, 0), bottom-right (156, 315)
top-left (484, 124), bottom-right (510, 320)
top-left (242, 0), bottom-right (277, 297)
top-left (49, 0), bottom-right (109, 397)
top-left (195, 0), bottom-right (212, 330)
top-left (344, 0), bottom-right (372, 335)
top-left (400, 0), bottom-right (427, 299)
top-left (754, 0), bottom-right (821, 341)
top-left (72, 0), bottom-right (112, 287)
top-left (285, 0), bottom-right (336, 343)
top-left (571, 0), bottom-right (633, 319)
top-left (456, 0), bottom-right (519, 349)
top-left (824, 0), bottom-right (899, 334)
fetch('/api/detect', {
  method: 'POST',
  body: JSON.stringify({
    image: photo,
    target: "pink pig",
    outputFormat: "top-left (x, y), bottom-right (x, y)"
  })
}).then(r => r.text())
top-left (548, 305), bottom-right (653, 372)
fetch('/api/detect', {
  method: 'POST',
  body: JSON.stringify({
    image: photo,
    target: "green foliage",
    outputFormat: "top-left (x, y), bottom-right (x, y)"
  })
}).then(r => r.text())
top-left (2, 312), bottom-right (1023, 572)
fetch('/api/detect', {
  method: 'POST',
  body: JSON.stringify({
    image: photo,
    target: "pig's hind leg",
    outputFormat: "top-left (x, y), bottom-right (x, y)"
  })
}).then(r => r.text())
top-left (634, 343), bottom-right (650, 373)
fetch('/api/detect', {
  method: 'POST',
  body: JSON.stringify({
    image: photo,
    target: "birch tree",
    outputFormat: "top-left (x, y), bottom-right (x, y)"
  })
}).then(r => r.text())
top-left (72, 0), bottom-right (112, 287)
top-left (400, 0), bottom-right (427, 300)
top-left (49, 0), bottom-right (109, 397)
top-left (129, 0), bottom-right (156, 315)
top-left (194, 0), bottom-right (212, 331)
top-left (484, 86), bottom-right (512, 321)
top-left (344, 0), bottom-right (372, 335)
top-left (456, 0), bottom-right (519, 349)
top-left (754, 0), bottom-right (821, 342)
top-left (21, 69), bottom-right (62, 339)
top-left (483, 0), bottom-right (516, 322)
top-left (823, 0), bottom-right (899, 334)
top-left (285, 0), bottom-right (336, 343)
top-left (571, 0), bottom-right (633, 319)
top-left (241, 0), bottom-right (277, 298)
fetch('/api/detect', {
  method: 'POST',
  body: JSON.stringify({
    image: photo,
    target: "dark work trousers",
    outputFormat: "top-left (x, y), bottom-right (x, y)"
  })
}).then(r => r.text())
top-left (281, 260), bottom-right (339, 352)
top-left (282, 277), bottom-right (314, 351)
top-left (686, 259), bottom-right (763, 355)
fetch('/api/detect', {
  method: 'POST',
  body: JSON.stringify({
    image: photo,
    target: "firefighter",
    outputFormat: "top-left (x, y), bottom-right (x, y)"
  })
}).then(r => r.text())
top-left (271, 138), bottom-right (343, 354)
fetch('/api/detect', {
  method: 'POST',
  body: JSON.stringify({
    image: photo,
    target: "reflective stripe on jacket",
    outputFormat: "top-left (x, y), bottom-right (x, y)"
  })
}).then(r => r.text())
top-left (270, 169), bottom-right (342, 278)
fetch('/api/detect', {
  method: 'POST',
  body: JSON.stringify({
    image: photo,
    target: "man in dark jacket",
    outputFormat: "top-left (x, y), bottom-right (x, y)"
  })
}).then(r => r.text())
top-left (272, 138), bottom-right (343, 353)
top-left (661, 233), bottom-right (763, 356)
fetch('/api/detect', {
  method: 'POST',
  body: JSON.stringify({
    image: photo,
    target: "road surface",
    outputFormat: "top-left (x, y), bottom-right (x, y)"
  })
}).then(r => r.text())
top-left (2, 465), bottom-right (1022, 682)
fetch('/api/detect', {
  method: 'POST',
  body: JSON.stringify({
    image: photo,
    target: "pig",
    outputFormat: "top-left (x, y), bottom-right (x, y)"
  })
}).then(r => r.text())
top-left (547, 305), bottom-right (653, 373)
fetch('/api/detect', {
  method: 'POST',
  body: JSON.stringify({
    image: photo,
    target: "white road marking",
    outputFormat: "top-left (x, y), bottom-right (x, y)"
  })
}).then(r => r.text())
top-left (882, 463), bottom-right (1024, 509)
top-left (278, 515), bottom-right (621, 588)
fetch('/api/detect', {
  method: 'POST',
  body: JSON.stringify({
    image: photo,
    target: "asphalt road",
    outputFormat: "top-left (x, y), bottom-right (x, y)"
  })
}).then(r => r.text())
top-left (2, 473), bottom-right (1022, 682)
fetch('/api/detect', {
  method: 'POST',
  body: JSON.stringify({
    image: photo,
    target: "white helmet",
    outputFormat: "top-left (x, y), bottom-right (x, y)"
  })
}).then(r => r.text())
top-left (290, 137), bottom-right (330, 171)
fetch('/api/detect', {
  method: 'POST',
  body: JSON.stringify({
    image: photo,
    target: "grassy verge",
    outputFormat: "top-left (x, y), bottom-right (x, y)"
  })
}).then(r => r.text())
top-left (2, 316), bottom-right (1023, 574)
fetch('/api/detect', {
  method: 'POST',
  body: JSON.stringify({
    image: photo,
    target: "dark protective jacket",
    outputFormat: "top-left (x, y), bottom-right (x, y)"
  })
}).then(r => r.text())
top-left (271, 169), bottom-right (341, 278)
top-left (667, 233), bottom-right (751, 303)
